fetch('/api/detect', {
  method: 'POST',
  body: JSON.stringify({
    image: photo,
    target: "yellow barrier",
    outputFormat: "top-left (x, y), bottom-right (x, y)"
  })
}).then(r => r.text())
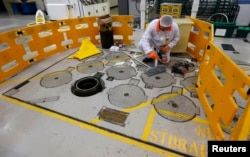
top-left (186, 17), bottom-right (214, 61)
top-left (0, 15), bottom-right (134, 83)
top-left (187, 17), bottom-right (250, 140)
top-left (196, 41), bottom-right (250, 140)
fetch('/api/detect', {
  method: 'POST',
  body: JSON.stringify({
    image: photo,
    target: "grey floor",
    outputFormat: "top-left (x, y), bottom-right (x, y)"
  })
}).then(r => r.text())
top-left (1, 7), bottom-right (250, 157)
top-left (0, 13), bottom-right (35, 32)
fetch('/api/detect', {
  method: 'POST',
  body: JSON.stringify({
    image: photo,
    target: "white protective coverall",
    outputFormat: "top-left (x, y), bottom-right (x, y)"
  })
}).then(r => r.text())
top-left (138, 18), bottom-right (180, 61)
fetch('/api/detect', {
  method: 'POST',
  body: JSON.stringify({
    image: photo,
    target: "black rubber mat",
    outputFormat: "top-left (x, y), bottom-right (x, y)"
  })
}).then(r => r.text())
top-left (221, 44), bottom-right (235, 51)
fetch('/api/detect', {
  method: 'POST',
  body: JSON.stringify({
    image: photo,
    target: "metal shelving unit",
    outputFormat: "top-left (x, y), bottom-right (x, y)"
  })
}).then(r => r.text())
top-left (156, 0), bottom-right (240, 22)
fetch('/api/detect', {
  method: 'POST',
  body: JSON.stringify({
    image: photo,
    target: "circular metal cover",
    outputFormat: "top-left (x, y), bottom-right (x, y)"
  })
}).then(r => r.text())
top-left (141, 72), bottom-right (174, 88)
top-left (41, 71), bottom-right (72, 88)
top-left (108, 84), bottom-right (147, 108)
top-left (77, 60), bottom-right (104, 74)
top-left (105, 52), bottom-right (130, 63)
top-left (153, 94), bottom-right (197, 122)
top-left (181, 76), bottom-right (197, 92)
top-left (106, 65), bottom-right (137, 80)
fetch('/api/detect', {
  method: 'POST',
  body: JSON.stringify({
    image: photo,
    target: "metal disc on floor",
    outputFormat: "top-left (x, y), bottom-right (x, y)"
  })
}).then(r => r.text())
top-left (180, 76), bottom-right (197, 92)
top-left (105, 52), bottom-right (130, 63)
top-left (77, 60), bottom-right (104, 74)
top-left (40, 71), bottom-right (72, 88)
top-left (108, 84), bottom-right (147, 108)
top-left (141, 72), bottom-right (175, 88)
top-left (153, 94), bottom-right (198, 122)
top-left (106, 65), bottom-right (137, 80)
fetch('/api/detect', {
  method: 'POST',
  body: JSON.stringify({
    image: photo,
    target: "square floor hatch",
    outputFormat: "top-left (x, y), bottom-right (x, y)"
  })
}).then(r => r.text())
top-left (98, 107), bottom-right (129, 127)
top-left (221, 44), bottom-right (235, 51)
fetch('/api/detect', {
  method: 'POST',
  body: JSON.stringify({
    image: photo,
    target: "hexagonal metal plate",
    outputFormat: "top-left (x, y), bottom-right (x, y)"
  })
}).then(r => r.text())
top-left (77, 60), bottom-right (104, 74)
top-left (108, 84), bottom-right (147, 108)
top-left (105, 52), bottom-right (130, 64)
top-left (180, 76), bottom-right (197, 92)
top-left (40, 71), bottom-right (72, 88)
top-left (106, 65), bottom-right (137, 80)
top-left (153, 93), bottom-right (198, 122)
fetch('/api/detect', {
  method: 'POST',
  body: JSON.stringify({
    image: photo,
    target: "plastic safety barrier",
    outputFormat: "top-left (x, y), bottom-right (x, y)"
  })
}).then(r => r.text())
top-left (0, 15), bottom-right (134, 83)
top-left (187, 17), bottom-right (250, 140)
top-left (186, 16), bottom-right (214, 61)
top-left (196, 41), bottom-right (250, 140)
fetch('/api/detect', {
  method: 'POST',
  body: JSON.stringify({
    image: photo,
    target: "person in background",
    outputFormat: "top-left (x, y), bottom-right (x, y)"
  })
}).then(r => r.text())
top-left (138, 15), bottom-right (180, 63)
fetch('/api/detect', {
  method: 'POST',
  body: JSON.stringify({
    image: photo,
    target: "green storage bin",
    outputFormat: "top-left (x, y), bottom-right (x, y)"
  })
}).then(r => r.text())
top-left (236, 26), bottom-right (250, 38)
top-left (212, 22), bottom-right (237, 38)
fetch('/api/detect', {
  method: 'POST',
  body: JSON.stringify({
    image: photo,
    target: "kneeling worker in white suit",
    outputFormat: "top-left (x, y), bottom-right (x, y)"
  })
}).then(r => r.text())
top-left (138, 15), bottom-right (180, 63)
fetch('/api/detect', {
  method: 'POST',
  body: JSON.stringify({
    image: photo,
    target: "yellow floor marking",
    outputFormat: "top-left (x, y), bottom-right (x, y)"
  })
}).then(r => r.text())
top-left (156, 108), bottom-right (209, 125)
top-left (241, 66), bottom-right (250, 71)
top-left (0, 94), bottom-right (185, 157)
top-left (90, 95), bottom-right (152, 124)
top-left (141, 107), bottom-right (157, 140)
top-left (123, 100), bottom-right (152, 112)
top-left (0, 77), bottom-right (32, 87)
top-left (89, 118), bottom-right (102, 124)
top-left (90, 86), bottom-right (208, 126)
top-left (0, 70), bottom-right (72, 87)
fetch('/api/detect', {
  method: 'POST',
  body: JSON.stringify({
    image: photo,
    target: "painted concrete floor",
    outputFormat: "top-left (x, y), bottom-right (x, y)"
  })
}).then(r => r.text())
top-left (1, 11), bottom-right (250, 157)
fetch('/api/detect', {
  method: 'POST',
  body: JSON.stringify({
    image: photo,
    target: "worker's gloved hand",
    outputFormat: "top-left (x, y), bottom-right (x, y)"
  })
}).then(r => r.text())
top-left (161, 45), bottom-right (170, 53)
top-left (148, 51), bottom-right (159, 60)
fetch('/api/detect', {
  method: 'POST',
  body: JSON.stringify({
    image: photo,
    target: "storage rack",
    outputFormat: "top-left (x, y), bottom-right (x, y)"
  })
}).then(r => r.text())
top-left (156, 0), bottom-right (240, 22)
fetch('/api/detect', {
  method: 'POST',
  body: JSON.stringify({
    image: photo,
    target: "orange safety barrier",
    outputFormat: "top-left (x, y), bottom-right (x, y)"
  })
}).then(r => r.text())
top-left (0, 15), bottom-right (134, 83)
top-left (187, 17), bottom-right (250, 140)
top-left (196, 41), bottom-right (250, 140)
top-left (186, 17), bottom-right (214, 61)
